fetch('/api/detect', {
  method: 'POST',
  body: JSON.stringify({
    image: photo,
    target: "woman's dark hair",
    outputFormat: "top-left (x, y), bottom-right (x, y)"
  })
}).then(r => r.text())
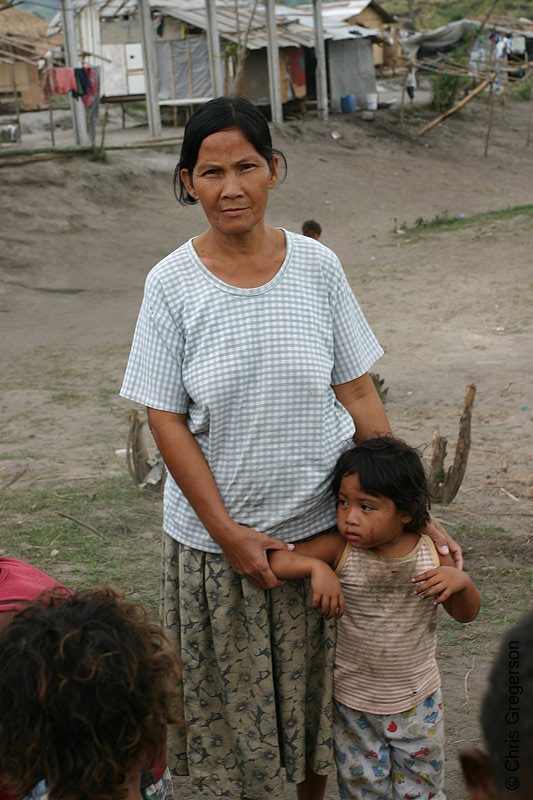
top-left (0, 587), bottom-right (182, 800)
top-left (332, 436), bottom-right (431, 533)
top-left (174, 95), bottom-right (287, 204)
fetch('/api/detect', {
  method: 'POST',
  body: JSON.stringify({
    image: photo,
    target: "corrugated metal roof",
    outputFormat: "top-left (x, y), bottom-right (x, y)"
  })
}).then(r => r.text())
top-left (48, 0), bottom-right (381, 47)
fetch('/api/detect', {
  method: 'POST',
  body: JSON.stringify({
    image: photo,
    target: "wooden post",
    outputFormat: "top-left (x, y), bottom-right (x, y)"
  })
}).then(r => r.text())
top-left (186, 30), bottom-right (194, 96)
top-left (527, 57), bottom-right (532, 146)
top-left (47, 59), bottom-right (55, 147)
top-left (49, 96), bottom-right (55, 147)
top-left (168, 40), bottom-right (178, 128)
top-left (265, 0), bottom-right (282, 123)
top-left (484, 80), bottom-right (494, 157)
top-left (400, 65), bottom-right (406, 131)
top-left (11, 60), bottom-right (21, 143)
top-left (428, 384), bottom-right (477, 504)
top-left (313, 0), bottom-right (328, 122)
top-left (137, 0), bottom-right (162, 138)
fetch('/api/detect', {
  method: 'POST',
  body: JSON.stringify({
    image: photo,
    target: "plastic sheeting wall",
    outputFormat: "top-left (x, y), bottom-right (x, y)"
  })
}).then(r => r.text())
top-left (328, 38), bottom-right (377, 112)
top-left (155, 34), bottom-right (212, 100)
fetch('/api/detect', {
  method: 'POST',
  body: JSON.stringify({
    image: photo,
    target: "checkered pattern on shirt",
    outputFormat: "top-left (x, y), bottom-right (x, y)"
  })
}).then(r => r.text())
top-left (121, 230), bottom-right (383, 552)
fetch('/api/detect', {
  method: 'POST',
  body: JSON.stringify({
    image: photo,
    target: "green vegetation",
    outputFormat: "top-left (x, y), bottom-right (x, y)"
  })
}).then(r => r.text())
top-left (509, 75), bottom-right (532, 101)
top-left (396, 204), bottom-right (533, 237)
top-left (382, 0), bottom-right (532, 29)
top-left (437, 522), bottom-right (533, 656)
top-left (1, 476), bottom-right (163, 611)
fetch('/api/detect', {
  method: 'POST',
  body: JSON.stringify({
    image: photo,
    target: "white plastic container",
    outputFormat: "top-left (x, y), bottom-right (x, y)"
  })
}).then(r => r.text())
top-left (366, 93), bottom-right (378, 111)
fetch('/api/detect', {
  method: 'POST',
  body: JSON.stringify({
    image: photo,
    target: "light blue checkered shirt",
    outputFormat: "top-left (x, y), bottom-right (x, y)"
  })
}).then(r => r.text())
top-left (121, 230), bottom-right (383, 552)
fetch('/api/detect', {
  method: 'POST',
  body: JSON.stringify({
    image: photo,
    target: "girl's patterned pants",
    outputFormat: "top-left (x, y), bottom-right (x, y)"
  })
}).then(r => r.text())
top-left (333, 689), bottom-right (446, 800)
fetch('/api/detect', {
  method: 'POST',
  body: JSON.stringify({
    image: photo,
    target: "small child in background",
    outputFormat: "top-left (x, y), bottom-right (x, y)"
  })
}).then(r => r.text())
top-left (406, 65), bottom-right (417, 104)
top-left (0, 586), bottom-right (181, 800)
top-left (302, 219), bottom-right (322, 240)
top-left (270, 436), bottom-right (480, 800)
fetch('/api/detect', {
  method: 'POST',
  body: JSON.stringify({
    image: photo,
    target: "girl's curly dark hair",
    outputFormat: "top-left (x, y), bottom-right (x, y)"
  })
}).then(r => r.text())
top-left (0, 587), bottom-right (182, 800)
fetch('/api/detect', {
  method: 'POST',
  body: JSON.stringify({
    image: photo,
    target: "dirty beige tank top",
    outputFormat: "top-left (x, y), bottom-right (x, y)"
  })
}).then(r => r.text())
top-left (334, 534), bottom-right (441, 714)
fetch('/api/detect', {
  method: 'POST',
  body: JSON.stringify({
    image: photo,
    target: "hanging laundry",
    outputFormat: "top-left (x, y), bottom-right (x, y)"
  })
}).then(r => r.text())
top-left (41, 67), bottom-right (55, 105)
top-left (74, 67), bottom-right (92, 97)
top-left (83, 65), bottom-right (100, 145)
top-left (53, 66), bottom-right (77, 94)
top-left (81, 65), bottom-right (98, 109)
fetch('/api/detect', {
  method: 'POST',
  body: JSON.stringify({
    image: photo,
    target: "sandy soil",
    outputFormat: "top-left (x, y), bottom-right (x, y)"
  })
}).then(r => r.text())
top-left (1, 90), bottom-right (533, 799)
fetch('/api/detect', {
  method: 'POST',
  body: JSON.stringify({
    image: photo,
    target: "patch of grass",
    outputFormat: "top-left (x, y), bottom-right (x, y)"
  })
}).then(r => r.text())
top-left (1, 475), bottom-right (163, 611)
top-left (397, 204), bottom-right (533, 238)
top-left (509, 75), bottom-right (532, 101)
top-left (436, 522), bottom-right (533, 656)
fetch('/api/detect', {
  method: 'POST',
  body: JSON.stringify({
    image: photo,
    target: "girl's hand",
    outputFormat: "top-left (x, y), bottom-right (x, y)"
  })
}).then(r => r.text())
top-left (412, 565), bottom-right (470, 605)
top-left (310, 562), bottom-right (345, 619)
top-left (423, 515), bottom-right (463, 570)
top-left (218, 523), bottom-right (294, 590)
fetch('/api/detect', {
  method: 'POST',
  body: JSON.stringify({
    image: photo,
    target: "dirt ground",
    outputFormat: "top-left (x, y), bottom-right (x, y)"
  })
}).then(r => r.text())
top-left (1, 88), bottom-right (533, 799)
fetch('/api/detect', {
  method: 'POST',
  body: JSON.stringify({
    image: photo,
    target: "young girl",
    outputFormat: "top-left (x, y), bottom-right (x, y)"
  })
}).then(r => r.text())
top-left (270, 436), bottom-right (480, 800)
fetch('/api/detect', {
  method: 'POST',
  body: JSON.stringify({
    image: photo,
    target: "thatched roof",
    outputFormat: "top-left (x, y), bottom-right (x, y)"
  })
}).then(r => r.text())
top-left (0, 2), bottom-right (62, 58)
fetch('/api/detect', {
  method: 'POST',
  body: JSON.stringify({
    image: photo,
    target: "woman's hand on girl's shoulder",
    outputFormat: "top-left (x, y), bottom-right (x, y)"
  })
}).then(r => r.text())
top-left (423, 515), bottom-right (463, 571)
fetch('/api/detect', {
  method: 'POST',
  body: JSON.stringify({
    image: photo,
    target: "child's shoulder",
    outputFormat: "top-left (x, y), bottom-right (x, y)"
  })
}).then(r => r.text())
top-left (419, 534), bottom-right (440, 568)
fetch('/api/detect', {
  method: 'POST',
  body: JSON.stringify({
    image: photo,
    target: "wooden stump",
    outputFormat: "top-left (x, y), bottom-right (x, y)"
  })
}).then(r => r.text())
top-left (126, 410), bottom-right (165, 492)
top-left (428, 384), bottom-right (476, 503)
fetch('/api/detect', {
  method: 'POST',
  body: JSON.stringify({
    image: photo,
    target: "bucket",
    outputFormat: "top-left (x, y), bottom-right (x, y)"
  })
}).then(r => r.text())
top-left (340, 93), bottom-right (356, 113)
top-left (366, 93), bottom-right (378, 111)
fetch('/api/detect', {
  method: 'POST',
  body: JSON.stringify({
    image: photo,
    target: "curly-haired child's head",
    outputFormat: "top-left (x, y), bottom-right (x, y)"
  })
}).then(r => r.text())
top-left (0, 587), bottom-right (181, 800)
top-left (332, 436), bottom-right (431, 533)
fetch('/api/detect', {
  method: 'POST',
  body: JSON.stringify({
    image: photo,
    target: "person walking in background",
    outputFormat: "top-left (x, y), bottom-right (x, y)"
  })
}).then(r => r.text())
top-left (406, 64), bottom-right (417, 104)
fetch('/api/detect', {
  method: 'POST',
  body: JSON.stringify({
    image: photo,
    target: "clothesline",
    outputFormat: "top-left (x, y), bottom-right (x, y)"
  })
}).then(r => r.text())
top-left (42, 65), bottom-right (99, 108)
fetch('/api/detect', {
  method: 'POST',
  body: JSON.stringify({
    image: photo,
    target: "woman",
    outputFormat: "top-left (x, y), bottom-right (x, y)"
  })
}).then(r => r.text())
top-left (121, 96), bottom-right (459, 800)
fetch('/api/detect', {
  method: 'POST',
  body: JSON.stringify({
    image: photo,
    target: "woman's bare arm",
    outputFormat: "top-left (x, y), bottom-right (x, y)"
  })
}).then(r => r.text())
top-left (333, 373), bottom-right (392, 440)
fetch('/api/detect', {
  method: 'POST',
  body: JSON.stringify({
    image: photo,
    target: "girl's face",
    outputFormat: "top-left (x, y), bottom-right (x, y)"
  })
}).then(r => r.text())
top-left (336, 474), bottom-right (412, 553)
top-left (180, 128), bottom-right (278, 238)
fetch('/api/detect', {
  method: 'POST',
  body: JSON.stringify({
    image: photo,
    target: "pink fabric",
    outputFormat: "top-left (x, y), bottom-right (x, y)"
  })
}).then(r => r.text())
top-left (0, 557), bottom-right (69, 613)
top-left (53, 66), bottom-right (77, 94)
top-left (82, 64), bottom-right (99, 109)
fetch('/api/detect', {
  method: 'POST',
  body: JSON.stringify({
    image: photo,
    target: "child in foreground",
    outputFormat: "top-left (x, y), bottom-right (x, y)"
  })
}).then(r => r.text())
top-left (0, 586), bottom-right (181, 800)
top-left (270, 436), bottom-right (481, 800)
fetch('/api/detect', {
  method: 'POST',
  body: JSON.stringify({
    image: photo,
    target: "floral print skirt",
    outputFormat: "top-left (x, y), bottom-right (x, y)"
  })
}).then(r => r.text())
top-left (160, 534), bottom-right (336, 798)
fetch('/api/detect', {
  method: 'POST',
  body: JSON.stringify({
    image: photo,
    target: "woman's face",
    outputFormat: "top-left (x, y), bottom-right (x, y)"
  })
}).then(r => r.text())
top-left (181, 128), bottom-right (278, 237)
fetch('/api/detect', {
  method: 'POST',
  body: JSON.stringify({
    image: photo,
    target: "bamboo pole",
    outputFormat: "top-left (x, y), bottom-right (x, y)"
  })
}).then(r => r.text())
top-left (11, 59), bottom-right (21, 143)
top-left (0, 138), bottom-right (184, 160)
top-left (484, 81), bottom-right (494, 157)
top-left (49, 95), bottom-right (55, 147)
top-left (527, 54), bottom-right (532, 146)
top-left (400, 67), bottom-right (406, 131)
top-left (418, 72), bottom-right (497, 136)
top-left (47, 59), bottom-right (55, 147)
